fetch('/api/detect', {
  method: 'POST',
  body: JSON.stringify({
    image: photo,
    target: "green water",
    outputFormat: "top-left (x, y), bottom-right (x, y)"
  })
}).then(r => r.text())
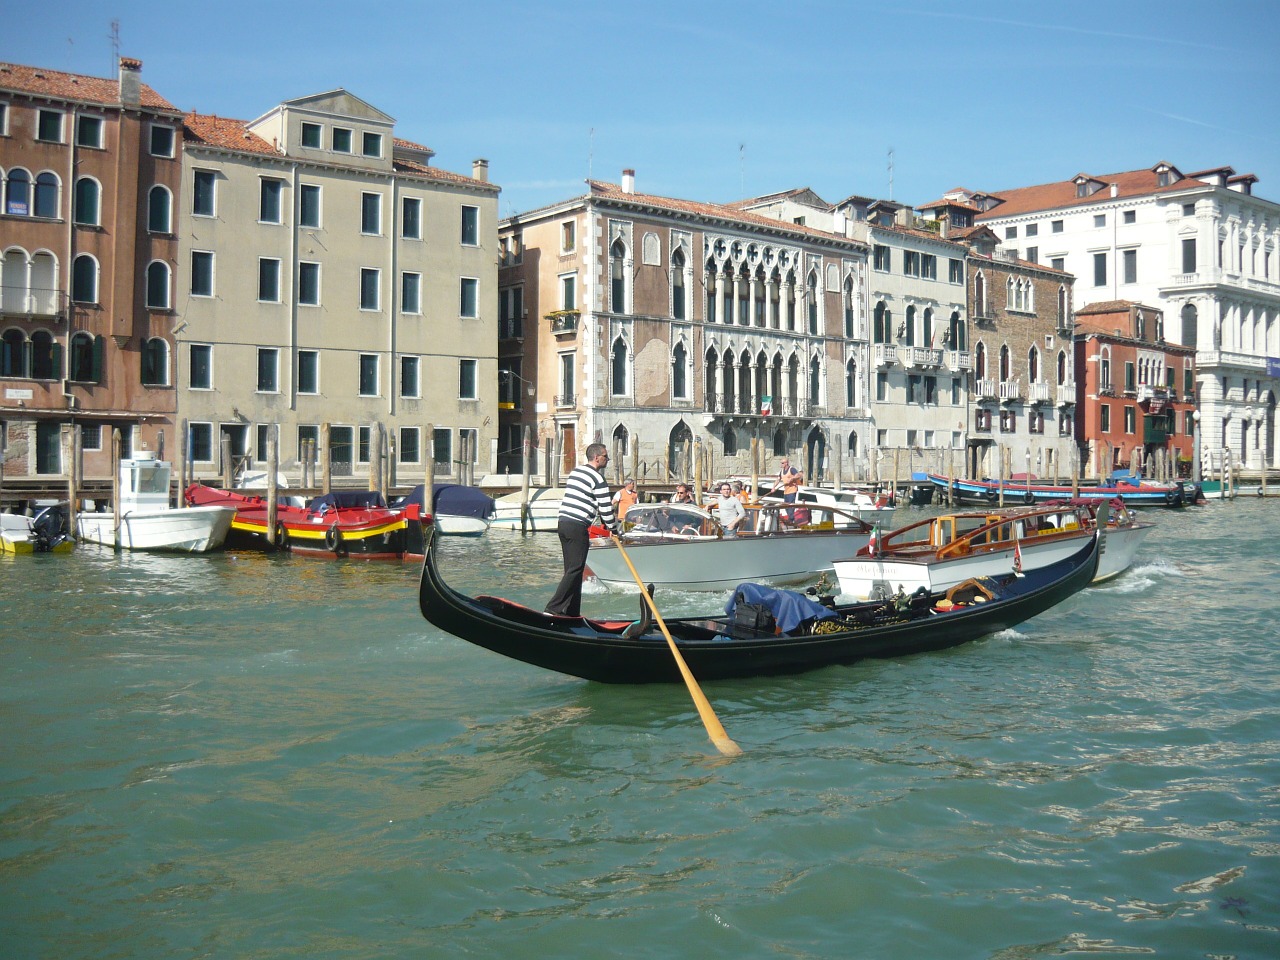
top-left (1, 502), bottom-right (1278, 958)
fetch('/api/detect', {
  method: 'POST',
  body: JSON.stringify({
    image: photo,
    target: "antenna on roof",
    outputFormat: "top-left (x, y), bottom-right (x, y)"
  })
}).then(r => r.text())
top-left (740, 143), bottom-right (745, 198)
top-left (888, 147), bottom-right (895, 202)
top-left (109, 19), bottom-right (119, 71)
top-left (588, 127), bottom-right (594, 181)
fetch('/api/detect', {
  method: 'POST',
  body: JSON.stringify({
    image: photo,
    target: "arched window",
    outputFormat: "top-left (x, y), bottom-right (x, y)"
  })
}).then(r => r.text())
top-left (30, 330), bottom-right (57, 379)
top-left (975, 342), bottom-right (987, 380)
top-left (71, 254), bottom-right (98, 303)
top-left (148, 185), bottom-right (172, 233)
top-left (999, 344), bottom-right (1012, 382)
top-left (904, 305), bottom-right (916, 346)
top-left (1057, 350), bottom-right (1068, 385)
top-left (1006, 276), bottom-right (1016, 311)
top-left (140, 337), bottom-right (168, 386)
top-left (974, 272), bottom-right (986, 316)
top-left (610, 335), bottom-right (627, 396)
top-left (671, 249), bottom-right (686, 320)
top-left (610, 239), bottom-right (626, 313)
top-left (922, 308), bottom-right (933, 347)
top-left (848, 431), bottom-right (859, 459)
top-left (845, 358), bottom-right (857, 407)
top-left (809, 355), bottom-right (821, 409)
top-left (73, 177), bottom-right (100, 225)
top-left (1058, 285), bottom-right (1068, 327)
top-left (948, 310), bottom-right (964, 351)
top-left (34, 173), bottom-right (59, 219)
top-left (704, 347), bottom-right (718, 406)
top-left (738, 349), bottom-right (751, 413)
top-left (873, 301), bottom-right (891, 343)
top-left (704, 260), bottom-right (717, 321)
top-left (1, 329), bottom-right (24, 376)
top-left (1100, 347), bottom-right (1112, 390)
top-left (806, 271), bottom-right (819, 334)
top-left (843, 275), bottom-right (856, 338)
top-left (146, 261), bottom-right (171, 309)
top-left (773, 425), bottom-right (786, 457)
top-left (672, 341), bottom-right (687, 399)
top-left (613, 423), bottom-right (629, 458)
top-left (69, 332), bottom-right (100, 382)
top-left (5, 169), bottom-right (31, 215)
top-left (722, 424), bottom-right (738, 456)
top-left (1028, 345), bottom-right (1040, 382)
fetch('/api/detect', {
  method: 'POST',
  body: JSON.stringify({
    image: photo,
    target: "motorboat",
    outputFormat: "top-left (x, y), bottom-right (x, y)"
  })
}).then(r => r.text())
top-left (489, 487), bottom-right (564, 532)
top-left (0, 504), bottom-right (74, 555)
top-left (583, 500), bottom-right (875, 591)
top-left (831, 501), bottom-right (1144, 600)
top-left (396, 484), bottom-right (494, 536)
top-left (764, 485), bottom-right (896, 527)
top-left (416, 523), bottom-right (1101, 683)
top-left (77, 453), bottom-right (235, 553)
top-left (184, 484), bottom-right (422, 560)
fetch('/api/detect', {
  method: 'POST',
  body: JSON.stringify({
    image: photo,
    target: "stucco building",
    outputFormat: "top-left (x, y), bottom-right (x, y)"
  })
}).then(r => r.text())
top-left (177, 90), bottom-right (500, 485)
top-left (0, 58), bottom-right (183, 486)
top-left (497, 172), bottom-right (870, 486)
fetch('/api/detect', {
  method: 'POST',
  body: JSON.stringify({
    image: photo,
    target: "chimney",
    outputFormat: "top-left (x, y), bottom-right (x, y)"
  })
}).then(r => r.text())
top-left (832, 210), bottom-right (847, 236)
top-left (118, 57), bottom-right (142, 108)
top-left (621, 169), bottom-right (635, 194)
top-left (1109, 183), bottom-right (1119, 198)
top-left (894, 206), bottom-right (912, 228)
top-left (939, 213), bottom-right (950, 239)
top-left (471, 158), bottom-right (489, 182)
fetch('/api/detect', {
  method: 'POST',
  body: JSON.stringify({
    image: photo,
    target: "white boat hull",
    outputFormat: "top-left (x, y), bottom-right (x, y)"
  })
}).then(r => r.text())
top-left (489, 488), bottom-right (564, 532)
top-left (77, 505), bottom-right (235, 553)
top-left (586, 527), bottom-right (872, 592)
top-left (434, 514), bottom-right (490, 537)
top-left (833, 522), bottom-right (1152, 600)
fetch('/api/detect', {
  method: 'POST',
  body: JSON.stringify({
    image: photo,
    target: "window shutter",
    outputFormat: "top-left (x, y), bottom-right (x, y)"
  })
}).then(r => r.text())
top-left (92, 336), bottom-right (105, 383)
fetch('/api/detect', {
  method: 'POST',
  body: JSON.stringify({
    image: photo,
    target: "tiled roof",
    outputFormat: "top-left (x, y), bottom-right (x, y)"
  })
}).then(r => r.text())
top-left (586, 180), bottom-right (862, 245)
top-left (393, 156), bottom-right (496, 189)
top-left (975, 165), bottom-right (1206, 219)
top-left (183, 113), bottom-right (277, 155)
top-left (916, 196), bottom-right (980, 213)
top-left (393, 136), bottom-right (433, 153)
top-left (0, 61), bottom-right (177, 111)
top-left (1075, 300), bottom-right (1139, 315)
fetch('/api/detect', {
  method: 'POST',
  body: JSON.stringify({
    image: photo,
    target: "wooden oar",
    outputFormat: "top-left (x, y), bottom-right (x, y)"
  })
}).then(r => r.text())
top-left (610, 535), bottom-right (743, 758)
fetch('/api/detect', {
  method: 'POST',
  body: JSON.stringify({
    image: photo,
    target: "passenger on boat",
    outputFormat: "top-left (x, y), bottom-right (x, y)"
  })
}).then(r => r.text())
top-left (670, 483), bottom-right (695, 504)
top-left (546, 443), bottom-right (619, 617)
top-left (717, 483), bottom-right (746, 537)
top-left (767, 457), bottom-right (803, 522)
top-left (612, 478), bottom-right (638, 519)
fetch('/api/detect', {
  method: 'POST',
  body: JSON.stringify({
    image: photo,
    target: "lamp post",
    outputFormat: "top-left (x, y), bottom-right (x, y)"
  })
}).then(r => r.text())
top-left (1191, 410), bottom-right (1201, 485)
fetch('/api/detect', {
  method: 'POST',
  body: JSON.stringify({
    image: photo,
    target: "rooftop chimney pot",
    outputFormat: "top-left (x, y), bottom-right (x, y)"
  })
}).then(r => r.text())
top-left (472, 158), bottom-right (489, 182)
top-left (621, 169), bottom-right (635, 194)
top-left (118, 57), bottom-right (141, 108)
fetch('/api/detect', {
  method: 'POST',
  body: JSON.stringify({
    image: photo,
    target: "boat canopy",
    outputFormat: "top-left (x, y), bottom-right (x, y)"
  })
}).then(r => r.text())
top-left (399, 484), bottom-right (496, 519)
top-left (310, 490), bottom-right (389, 512)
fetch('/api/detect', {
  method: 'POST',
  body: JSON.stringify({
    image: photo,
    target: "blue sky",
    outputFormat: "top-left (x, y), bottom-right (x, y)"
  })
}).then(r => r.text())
top-left (6, 0), bottom-right (1278, 218)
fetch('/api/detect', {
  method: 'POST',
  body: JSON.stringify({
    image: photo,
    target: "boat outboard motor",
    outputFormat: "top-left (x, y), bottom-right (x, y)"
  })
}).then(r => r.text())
top-left (31, 505), bottom-right (69, 552)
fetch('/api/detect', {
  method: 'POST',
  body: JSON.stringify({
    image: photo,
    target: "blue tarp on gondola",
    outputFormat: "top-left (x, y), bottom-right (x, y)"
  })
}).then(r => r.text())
top-left (725, 582), bottom-right (839, 634)
top-left (400, 484), bottom-right (495, 520)
top-left (310, 490), bottom-right (389, 511)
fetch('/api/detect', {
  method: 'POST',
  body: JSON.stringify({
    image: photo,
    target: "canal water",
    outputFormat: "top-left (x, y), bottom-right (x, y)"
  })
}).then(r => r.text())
top-left (2, 501), bottom-right (1277, 959)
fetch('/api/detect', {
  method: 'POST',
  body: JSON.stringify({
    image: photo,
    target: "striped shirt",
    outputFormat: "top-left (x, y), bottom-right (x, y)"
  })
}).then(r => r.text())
top-left (558, 463), bottom-right (618, 531)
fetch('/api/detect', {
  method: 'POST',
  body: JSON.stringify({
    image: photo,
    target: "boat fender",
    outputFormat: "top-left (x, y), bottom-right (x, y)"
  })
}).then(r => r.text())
top-left (1165, 489), bottom-right (1177, 506)
top-left (986, 489), bottom-right (999, 503)
top-left (275, 522), bottom-right (289, 550)
top-left (325, 522), bottom-right (347, 556)
top-left (1024, 492), bottom-right (1035, 505)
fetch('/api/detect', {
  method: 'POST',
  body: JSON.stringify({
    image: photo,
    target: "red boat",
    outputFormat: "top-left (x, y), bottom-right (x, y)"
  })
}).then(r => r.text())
top-left (184, 483), bottom-right (427, 560)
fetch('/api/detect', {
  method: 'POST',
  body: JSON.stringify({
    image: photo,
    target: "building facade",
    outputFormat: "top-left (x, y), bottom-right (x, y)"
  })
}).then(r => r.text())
top-left (178, 90), bottom-right (500, 486)
top-left (497, 172), bottom-right (870, 486)
top-left (1, 58), bottom-right (183, 485)
top-left (957, 163), bottom-right (1279, 475)
top-left (1072, 300), bottom-right (1196, 478)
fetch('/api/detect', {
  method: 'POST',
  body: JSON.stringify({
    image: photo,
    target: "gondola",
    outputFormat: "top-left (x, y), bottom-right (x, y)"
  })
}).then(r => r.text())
top-left (417, 522), bottom-right (1101, 683)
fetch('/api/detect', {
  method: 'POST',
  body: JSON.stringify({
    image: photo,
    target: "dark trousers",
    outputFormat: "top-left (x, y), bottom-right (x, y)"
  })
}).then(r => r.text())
top-left (545, 519), bottom-right (591, 616)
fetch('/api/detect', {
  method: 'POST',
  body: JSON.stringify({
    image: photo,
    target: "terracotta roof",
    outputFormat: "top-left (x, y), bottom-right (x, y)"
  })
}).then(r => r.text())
top-left (975, 165), bottom-right (1207, 219)
top-left (393, 136), bottom-right (433, 153)
top-left (1075, 300), bottom-right (1139, 315)
top-left (0, 61), bottom-right (177, 111)
top-left (393, 157), bottom-right (497, 190)
top-left (916, 196), bottom-right (980, 213)
top-left (586, 180), bottom-right (862, 245)
top-left (183, 113), bottom-right (277, 155)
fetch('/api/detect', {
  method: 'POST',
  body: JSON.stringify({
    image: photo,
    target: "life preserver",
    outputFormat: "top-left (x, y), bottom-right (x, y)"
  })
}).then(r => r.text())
top-left (325, 523), bottom-right (347, 556)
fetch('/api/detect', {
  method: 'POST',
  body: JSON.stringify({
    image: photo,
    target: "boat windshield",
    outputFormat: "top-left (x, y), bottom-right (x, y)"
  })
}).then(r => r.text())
top-left (624, 504), bottom-right (712, 537)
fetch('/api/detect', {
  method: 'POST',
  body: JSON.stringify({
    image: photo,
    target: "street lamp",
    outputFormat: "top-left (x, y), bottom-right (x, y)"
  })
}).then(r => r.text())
top-left (1191, 410), bottom-right (1201, 484)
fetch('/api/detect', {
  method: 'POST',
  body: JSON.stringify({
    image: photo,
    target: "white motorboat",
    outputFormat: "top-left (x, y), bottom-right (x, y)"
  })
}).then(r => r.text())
top-left (489, 487), bottom-right (565, 532)
top-left (76, 452), bottom-right (235, 553)
top-left (1, 505), bottom-right (74, 555)
top-left (584, 501), bottom-right (874, 591)
top-left (771, 485), bottom-right (896, 527)
top-left (832, 501), bottom-right (1148, 600)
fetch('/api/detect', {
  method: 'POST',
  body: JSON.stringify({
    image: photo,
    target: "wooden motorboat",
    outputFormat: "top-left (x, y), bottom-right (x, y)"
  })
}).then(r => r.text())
top-left (78, 453), bottom-right (235, 553)
top-left (184, 484), bottom-right (422, 560)
top-left (584, 501), bottom-right (875, 591)
top-left (926, 472), bottom-right (1199, 508)
top-left (765, 485), bottom-right (896, 527)
top-left (832, 501), bottom-right (1137, 600)
top-left (417, 523), bottom-right (1101, 683)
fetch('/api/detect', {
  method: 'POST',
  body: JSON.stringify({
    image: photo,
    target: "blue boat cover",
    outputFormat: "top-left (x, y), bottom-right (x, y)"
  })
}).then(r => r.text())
top-left (310, 490), bottom-right (388, 511)
top-left (400, 484), bottom-right (496, 520)
top-left (725, 582), bottom-right (839, 634)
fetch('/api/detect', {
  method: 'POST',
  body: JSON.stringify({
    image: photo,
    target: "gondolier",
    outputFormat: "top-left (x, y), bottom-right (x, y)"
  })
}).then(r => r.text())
top-left (546, 442), bottom-right (620, 616)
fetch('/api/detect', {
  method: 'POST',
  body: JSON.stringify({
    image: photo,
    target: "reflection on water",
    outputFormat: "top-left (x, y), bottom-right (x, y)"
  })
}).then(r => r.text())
top-left (2, 502), bottom-right (1279, 958)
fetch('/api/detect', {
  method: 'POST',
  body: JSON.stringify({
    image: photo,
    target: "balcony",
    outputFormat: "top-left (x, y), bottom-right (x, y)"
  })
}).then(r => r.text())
top-left (1137, 384), bottom-right (1171, 404)
top-left (1057, 382), bottom-right (1077, 406)
top-left (1027, 382), bottom-right (1052, 404)
top-left (0, 286), bottom-right (68, 321)
top-left (948, 350), bottom-right (973, 372)
top-left (904, 346), bottom-right (943, 368)
top-left (548, 310), bottom-right (579, 336)
top-left (554, 393), bottom-right (576, 408)
top-left (976, 378), bottom-right (999, 400)
top-left (873, 343), bottom-right (898, 366)
top-left (998, 379), bottom-right (1022, 402)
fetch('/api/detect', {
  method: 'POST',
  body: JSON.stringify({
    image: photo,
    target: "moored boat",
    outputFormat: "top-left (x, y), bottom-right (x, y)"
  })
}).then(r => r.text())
top-left (395, 484), bottom-right (494, 537)
top-left (78, 453), bottom-right (235, 553)
top-left (832, 501), bottom-right (1139, 600)
top-left (0, 504), bottom-right (74, 555)
top-left (417, 522), bottom-right (1101, 683)
top-left (583, 500), bottom-right (875, 591)
top-left (927, 471), bottom-right (1200, 508)
top-left (184, 483), bottom-right (421, 559)
top-left (489, 487), bottom-right (565, 532)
